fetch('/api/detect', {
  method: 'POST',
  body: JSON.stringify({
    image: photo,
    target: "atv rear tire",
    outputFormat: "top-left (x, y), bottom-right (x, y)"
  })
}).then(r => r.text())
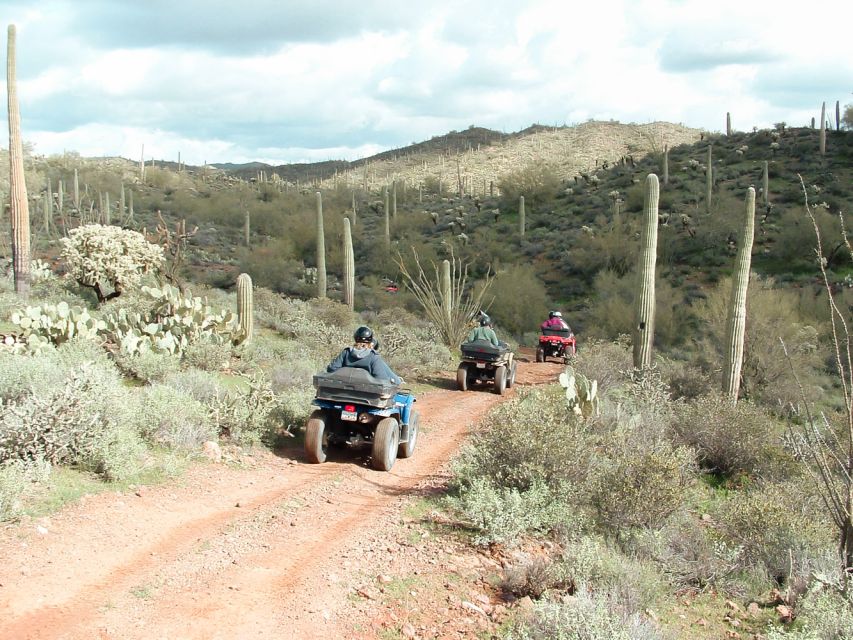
top-left (456, 364), bottom-right (468, 391)
top-left (535, 347), bottom-right (545, 363)
top-left (494, 366), bottom-right (507, 395)
top-left (398, 410), bottom-right (419, 458)
top-left (507, 361), bottom-right (518, 388)
top-left (372, 417), bottom-right (399, 471)
top-left (305, 410), bottom-right (328, 464)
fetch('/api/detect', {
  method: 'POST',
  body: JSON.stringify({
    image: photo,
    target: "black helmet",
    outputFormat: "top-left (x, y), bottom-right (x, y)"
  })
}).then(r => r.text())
top-left (353, 326), bottom-right (374, 343)
top-left (479, 314), bottom-right (492, 327)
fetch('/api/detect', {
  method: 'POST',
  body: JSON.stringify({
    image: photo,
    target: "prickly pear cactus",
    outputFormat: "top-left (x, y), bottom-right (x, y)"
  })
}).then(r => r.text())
top-left (559, 365), bottom-right (599, 417)
top-left (11, 301), bottom-right (106, 349)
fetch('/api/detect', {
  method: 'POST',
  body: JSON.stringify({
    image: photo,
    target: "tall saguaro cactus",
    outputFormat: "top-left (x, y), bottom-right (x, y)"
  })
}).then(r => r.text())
top-left (519, 195), bottom-right (526, 237)
top-left (836, 100), bottom-right (841, 132)
top-left (315, 191), bottom-right (326, 298)
top-left (441, 259), bottom-right (452, 329)
top-left (383, 187), bottom-right (390, 248)
top-left (722, 188), bottom-right (756, 401)
top-left (726, 112), bottom-right (732, 136)
top-left (343, 217), bottom-right (354, 310)
top-left (237, 272), bottom-right (254, 343)
top-left (632, 174), bottom-right (660, 370)
top-left (7, 24), bottom-right (31, 296)
top-left (392, 181), bottom-right (397, 219)
top-left (705, 145), bottom-right (713, 213)
top-left (662, 145), bottom-right (669, 186)
top-left (819, 101), bottom-right (826, 156)
top-left (762, 161), bottom-right (769, 208)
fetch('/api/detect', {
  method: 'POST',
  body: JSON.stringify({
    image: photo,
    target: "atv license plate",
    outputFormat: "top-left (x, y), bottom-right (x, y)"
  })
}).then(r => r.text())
top-left (476, 362), bottom-right (486, 368)
top-left (341, 410), bottom-right (358, 421)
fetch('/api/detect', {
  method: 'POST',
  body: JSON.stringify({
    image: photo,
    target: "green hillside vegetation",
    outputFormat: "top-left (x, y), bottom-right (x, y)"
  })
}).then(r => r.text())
top-left (2, 115), bottom-right (853, 638)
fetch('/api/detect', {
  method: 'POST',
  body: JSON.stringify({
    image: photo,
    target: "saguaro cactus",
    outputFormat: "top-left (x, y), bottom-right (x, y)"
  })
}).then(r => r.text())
top-left (392, 181), bottom-right (397, 219)
top-left (726, 112), bottom-right (732, 136)
top-left (343, 217), bottom-right (354, 310)
top-left (351, 191), bottom-right (357, 226)
top-left (705, 145), bottom-right (713, 213)
top-left (237, 272), bottom-right (254, 343)
top-left (383, 188), bottom-right (390, 248)
top-left (836, 100), bottom-right (841, 132)
top-left (819, 101), bottom-right (826, 156)
top-left (441, 259), bottom-right (452, 329)
top-left (7, 24), bottom-right (31, 296)
top-left (762, 161), bottom-right (769, 208)
top-left (243, 208), bottom-right (250, 247)
top-left (73, 168), bottom-right (80, 211)
top-left (519, 195), bottom-right (526, 237)
top-left (315, 191), bottom-right (326, 298)
top-left (722, 188), bottom-right (756, 401)
top-left (662, 145), bottom-right (669, 186)
top-left (632, 173), bottom-right (660, 370)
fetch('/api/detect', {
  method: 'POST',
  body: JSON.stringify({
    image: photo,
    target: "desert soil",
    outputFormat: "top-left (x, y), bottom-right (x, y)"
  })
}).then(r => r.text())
top-left (0, 357), bottom-right (564, 640)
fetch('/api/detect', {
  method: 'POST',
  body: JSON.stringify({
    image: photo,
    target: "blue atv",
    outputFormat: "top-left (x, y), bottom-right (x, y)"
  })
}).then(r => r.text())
top-left (306, 368), bottom-right (418, 471)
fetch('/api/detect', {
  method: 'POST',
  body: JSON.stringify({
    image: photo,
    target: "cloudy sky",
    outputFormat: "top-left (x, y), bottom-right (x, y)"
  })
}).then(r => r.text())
top-left (1, 0), bottom-right (850, 166)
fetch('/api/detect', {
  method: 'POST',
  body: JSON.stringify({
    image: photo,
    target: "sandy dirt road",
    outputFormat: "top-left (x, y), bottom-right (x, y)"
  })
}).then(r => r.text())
top-left (0, 358), bottom-right (563, 640)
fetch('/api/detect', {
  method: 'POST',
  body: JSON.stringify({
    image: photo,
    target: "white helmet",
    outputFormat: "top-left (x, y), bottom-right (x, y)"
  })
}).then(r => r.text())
top-left (549, 310), bottom-right (562, 318)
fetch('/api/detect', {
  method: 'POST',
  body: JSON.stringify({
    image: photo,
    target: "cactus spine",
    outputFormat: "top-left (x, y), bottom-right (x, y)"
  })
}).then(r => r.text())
top-left (726, 111), bottom-right (731, 136)
top-left (343, 217), bottom-right (354, 310)
top-left (7, 25), bottom-right (31, 296)
top-left (519, 195), bottom-right (526, 236)
top-left (663, 145), bottom-right (669, 186)
top-left (722, 187), bottom-right (756, 401)
top-left (441, 259), bottom-right (452, 329)
top-left (632, 174), bottom-right (659, 370)
top-left (315, 191), bottom-right (326, 298)
top-left (762, 161), bottom-right (769, 208)
top-left (819, 101), bottom-right (826, 155)
top-left (236, 272), bottom-right (254, 343)
top-left (705, 145), bottom-right (713, 213)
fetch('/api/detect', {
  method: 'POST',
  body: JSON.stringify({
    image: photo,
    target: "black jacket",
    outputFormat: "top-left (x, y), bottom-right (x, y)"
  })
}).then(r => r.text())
top-left (326, 347), bottom-right (402, 385)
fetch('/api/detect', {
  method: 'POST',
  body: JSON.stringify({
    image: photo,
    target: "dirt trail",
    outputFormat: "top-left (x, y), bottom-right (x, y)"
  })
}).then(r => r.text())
top-left (0, 358), bottom-right (562, 640)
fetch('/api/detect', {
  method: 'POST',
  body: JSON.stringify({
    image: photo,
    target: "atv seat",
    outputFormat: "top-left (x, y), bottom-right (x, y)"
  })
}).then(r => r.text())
top-left (460, 339), bottom-right (510, 362)
top-left (541, 327), bottom-right (573, 339)
top-left (313, 367), bottom-right (400, 408)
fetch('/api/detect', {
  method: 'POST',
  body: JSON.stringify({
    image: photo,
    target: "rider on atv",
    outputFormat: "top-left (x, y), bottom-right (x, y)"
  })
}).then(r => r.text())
top-left (466, 314), bottom-right (500, 347)
top-left (541, 311), bottom-right (572, 333)
top-left (326, 326), bottom-right (402, 385)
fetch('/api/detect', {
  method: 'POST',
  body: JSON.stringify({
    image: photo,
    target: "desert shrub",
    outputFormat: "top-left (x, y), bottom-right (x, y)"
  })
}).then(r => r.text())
top-left (656, 357), bottom-right (711, 400)
top-left (713, 481), bottom-right (835, 584)
top-left (501, 554), bottom-right (570, 599)
top-left (570, 337), bottom-right (632, 397)
top-left (60, 224), bottom-right (164, 303)
top-left (269, 386), bottom-right (315, 438)
top-left (113, 350), bottom-right (181, 383)
top-left (486, 265), bottom-right (550, 337)
top-left (590, 438), bottom-right (695, 531)
top-left (497, 159), bottom-right (563, 206)
top-left (668, 394), bottom-right (793, 479)
top-left (378, 322), bottom-right (453, 379)
top-left (252, 293), bottom-right (349, 359)
top-left (451, 387), bottom-right (591, 494)
top-left (503, 590), bottom-right (663, 640)
top-left (135, 384), bottom-right (215, 450)
top-left (182, 337), bottom-right (232, 372)
top-left (0, 458), bottom-right (51, 522)
top-left (0, 350), bottom-right (69, 402)
top-left (447, 477), bottom-right (567, 546)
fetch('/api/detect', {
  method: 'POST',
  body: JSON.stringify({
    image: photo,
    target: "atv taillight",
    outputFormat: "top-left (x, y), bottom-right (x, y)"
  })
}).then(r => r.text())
top-left (344, 404), bottom-right (356, 412)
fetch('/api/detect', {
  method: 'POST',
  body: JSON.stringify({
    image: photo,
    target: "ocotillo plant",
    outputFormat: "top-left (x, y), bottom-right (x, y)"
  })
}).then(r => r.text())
top-left (762, 161), bottom-right (769, 207)
top-left (7, 24), bottom-right (31, 296)
top-left (632, 173), bottom-right (660, 370)
top-left (819, 101), bottom-right (826, 156)
top-left (343, 217), bottom-right (354, 310)
top-left (315, 191), bottom-right (326, 298)
top-left (519, 195), bottom-right (526, 237)
top-left (726, 112), bottom-right (732, 136)
top-left (722, 187), bottom-right (756, 401)
top-left (236, 272), bottom-right (254, 343)
top-left (705, 145), bottom-right (713, 213)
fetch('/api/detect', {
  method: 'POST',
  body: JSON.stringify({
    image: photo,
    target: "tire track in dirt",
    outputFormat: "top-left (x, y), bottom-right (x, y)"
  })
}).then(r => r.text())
top-left (0, 360), bottom-right (563, 640)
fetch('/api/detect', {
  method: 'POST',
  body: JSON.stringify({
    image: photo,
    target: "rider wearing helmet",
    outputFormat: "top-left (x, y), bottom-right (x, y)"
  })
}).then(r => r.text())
top-left (326, 326), bottom-right (402, 384)
top-left (541, 310), bottom-right (572, 332)
top-left (466, 313), bottom-right (500, 347)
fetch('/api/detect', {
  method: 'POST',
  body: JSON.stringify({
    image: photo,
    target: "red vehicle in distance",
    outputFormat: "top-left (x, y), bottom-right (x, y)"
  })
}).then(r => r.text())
top-left (535, 327), bottom-right (576, 364)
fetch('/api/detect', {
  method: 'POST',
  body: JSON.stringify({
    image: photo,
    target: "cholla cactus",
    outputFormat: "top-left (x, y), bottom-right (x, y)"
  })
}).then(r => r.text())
top-left (559, 365), bottom-right (598, 417)
top-left (60, 224), bottom-right (164, 303)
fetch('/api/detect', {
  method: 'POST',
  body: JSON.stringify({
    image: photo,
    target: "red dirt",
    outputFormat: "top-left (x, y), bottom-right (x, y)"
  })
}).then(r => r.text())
top-left (0, 358), bottom-right (563, 640)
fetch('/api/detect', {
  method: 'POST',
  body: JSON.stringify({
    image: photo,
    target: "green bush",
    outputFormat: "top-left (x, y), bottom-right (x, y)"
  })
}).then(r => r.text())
top-left (135, 384), bottom-right (215, 450)
top-left (0, 458), bottom-right (51, 522)
top-left (182, 337), bottom-right (232, 372)
top-left (486, 265), bottom-right (549, 337)
top-left (668, 395), bottom-right (793, 479)
top-left (766, 584), bottom-right (853, 640)
top-left (113, 350), bottom-right (181, 383)
top-left (497, 160), bottom-right (563, 207)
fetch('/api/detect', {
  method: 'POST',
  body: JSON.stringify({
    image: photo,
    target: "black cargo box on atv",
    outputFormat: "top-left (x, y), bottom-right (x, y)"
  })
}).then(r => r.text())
top-left (313, 368), bottom-right (400, 408)
top-left (541, 327), bottom-right (572, 338)
top-left (460, 339), bottom-right (509, 362)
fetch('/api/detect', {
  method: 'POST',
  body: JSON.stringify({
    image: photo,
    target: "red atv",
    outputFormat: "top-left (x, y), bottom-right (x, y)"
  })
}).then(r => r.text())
top-left (535, 327), bottom-right (576, 364)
